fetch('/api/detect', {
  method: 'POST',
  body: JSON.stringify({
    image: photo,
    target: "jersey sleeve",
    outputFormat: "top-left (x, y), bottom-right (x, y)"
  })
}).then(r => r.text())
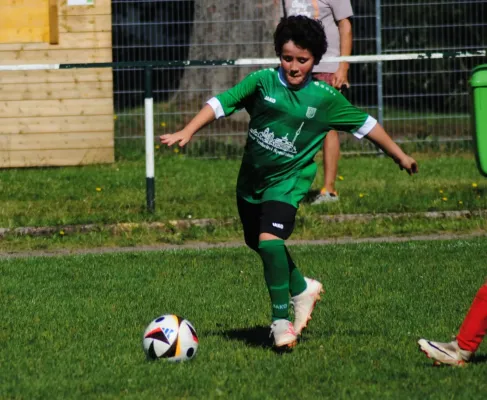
top-left (206, 70), bottom-right (263, 118)
top-left (330, 0), bottom-right (354, 21)
top-left (326, 88), bottom-right (376, 138)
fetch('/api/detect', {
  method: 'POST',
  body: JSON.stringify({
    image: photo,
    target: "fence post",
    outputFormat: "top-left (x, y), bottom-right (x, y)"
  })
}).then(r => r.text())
top-left (376, 0), bottom-right (384, 125)
top-left (144, 66), bottom-right (155, 213)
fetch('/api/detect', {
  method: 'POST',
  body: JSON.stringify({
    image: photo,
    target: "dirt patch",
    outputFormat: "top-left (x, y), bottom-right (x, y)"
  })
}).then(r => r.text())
top-left (1, 210), bottom-right (486, 238)
top-left (1, 231), bottom-right (486, 259)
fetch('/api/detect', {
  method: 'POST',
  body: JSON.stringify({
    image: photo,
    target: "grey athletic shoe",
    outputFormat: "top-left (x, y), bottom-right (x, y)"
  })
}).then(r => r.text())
top-left (270, 319), bottom-right (298, 349)
top-left (418, 339), bottom-right (472, 366)
top-left (311, 191), bottom-right (339, 205)
top-left (291, 277), bottom-right (324, 335)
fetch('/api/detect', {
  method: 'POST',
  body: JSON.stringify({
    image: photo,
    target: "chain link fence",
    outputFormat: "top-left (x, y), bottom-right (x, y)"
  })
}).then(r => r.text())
top-left (112, 0), bottom-right (487, 158)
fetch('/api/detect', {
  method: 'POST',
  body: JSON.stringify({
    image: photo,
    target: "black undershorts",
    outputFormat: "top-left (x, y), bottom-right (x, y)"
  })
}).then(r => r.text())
top-left (237, 197), bottom-right (297, 250)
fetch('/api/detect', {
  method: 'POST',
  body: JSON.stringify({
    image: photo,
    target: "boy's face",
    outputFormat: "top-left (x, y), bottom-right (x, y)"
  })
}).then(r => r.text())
top-left (280, 40), bottom-right (315, 88)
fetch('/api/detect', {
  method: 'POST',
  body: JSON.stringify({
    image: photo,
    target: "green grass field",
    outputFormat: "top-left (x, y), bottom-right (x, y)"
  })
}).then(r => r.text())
top-left (1, 154), bottom-right (486, 229)
top-left (2, 238), bottom-right (486, 399)
top-left (0, 154), bottom-right (486, 253)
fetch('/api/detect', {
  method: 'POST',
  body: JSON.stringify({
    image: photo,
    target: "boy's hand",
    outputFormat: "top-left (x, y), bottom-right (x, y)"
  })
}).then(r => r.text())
top-left (160, 130), bottom-right (192, 147)
top-left (397, 155), bottom-right (418, 175)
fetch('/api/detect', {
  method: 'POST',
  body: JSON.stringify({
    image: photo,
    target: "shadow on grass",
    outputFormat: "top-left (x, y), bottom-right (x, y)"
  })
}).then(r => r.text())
top-left (301, 189), bottom-right (320, 204)
top-left (221, 326), bottom-right (299, 354)
top-left (472, 353), bottom-right (487, 364)
top-left (222, 326), bottom-right (272, 348)
top-left (425, 354), bottom-right (487, 367)
top-left (220, 326), bottom-right (375, 347)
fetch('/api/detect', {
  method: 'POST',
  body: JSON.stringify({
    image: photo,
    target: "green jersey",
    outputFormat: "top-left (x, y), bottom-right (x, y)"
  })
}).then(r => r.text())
top-left (208, 67), bottom-right (375, 207)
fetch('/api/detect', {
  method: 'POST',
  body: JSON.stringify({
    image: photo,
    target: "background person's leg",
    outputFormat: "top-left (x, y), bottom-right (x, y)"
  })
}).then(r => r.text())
top-left (312, 130), bottom-right (340, 204)
top-left (323, 129), bottom-right (340, 196)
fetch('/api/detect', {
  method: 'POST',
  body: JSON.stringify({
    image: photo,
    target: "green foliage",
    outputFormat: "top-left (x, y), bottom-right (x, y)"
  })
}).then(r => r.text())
top-left (1, 239), bottom-right (486, 398)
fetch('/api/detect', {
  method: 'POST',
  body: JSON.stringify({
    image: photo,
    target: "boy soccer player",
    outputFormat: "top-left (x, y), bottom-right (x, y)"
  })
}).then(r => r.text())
top-left (418, 281), bottom-right (487, 366)
top-left (161, 15), bottom-right (418, 349)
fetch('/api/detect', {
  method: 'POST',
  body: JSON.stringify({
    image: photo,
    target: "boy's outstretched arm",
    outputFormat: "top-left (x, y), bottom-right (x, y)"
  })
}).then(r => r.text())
top-left (160, 104), bottom-right (216, 147)
top-left (366, 123), bottom-right (419, 175)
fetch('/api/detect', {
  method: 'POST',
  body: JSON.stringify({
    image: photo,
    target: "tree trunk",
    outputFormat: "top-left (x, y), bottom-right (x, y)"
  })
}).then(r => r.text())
top-left (177, 0), bottom-right (281, 110)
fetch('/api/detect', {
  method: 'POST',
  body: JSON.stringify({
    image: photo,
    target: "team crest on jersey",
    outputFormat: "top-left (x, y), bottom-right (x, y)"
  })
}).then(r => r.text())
top-left (306, 107), bottom-right (317, 119)
top-left (248, 122), bottom-right (304, 158)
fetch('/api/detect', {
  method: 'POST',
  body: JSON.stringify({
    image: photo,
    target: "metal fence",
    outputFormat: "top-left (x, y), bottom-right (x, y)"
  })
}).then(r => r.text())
top-left (112, 0), bottom-right (487, 157)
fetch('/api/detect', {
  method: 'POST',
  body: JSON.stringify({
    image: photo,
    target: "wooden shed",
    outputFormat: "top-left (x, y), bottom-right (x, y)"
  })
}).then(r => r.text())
top-left (0, 0), bottom-right (114, 168)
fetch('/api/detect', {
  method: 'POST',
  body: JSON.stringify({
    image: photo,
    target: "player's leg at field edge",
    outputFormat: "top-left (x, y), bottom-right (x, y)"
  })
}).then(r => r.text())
top-left (456, 281), bottom-right (487, 353)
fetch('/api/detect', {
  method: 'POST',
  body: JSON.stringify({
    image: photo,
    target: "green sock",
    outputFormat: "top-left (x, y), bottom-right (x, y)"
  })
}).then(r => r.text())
top-left (258, 239), bottom-right (290, 321)
top-left (285, 246), bottom-right (307, 297)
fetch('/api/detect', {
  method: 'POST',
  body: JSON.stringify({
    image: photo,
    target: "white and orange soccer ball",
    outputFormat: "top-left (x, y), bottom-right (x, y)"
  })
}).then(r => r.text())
top-left (142, 314), bottom-right (199, 361)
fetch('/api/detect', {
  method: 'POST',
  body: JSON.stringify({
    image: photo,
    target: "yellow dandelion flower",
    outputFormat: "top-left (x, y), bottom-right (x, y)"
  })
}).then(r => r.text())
top-left (96, 187), bottom-right (102, 192)
top-left (472, 183), bottom-right (478, 188)
top-left (458, 200), bottom-right (463, 205)
top-left (442, 197), bottom-right (448, 201)
top-left (174, 148), bottom-right (180, 153)
top-left (359, 193), bottom-right (365, 198)
top-left (338, 176), bottom-right (344, 181)
top-left (155, 145), bottom-right (160, 149)
top-left (59, 230), bottom-right (65, 236)
top-left (160, 122), bottom-right (166, 127)
top-left (439, 189), bottom-right (444, 194)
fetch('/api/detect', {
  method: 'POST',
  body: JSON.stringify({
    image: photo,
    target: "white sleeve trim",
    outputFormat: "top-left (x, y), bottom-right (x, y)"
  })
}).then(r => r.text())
top-left (206, 97), bottom-right (225, 119)
top-left (354, 116), bottom-right (377, 139)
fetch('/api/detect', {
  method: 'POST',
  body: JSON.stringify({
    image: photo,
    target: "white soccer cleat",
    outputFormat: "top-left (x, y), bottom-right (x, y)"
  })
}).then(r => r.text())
top-left (311, 191), bottom-right (339, 205)
top-left (418, 339), bottom-right (472, 366)
top-left (291, 277), bottom-right (324, 335)
top-left (270, 319), bottom-right (298, 349)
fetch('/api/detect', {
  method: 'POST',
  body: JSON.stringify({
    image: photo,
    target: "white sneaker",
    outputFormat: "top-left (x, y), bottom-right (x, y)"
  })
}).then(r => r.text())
top-left (291, 277), bottom-right (324, 335)
top-left (418, 339), bottom-right (472, 366)
top-left (311, 191), bottom-right (339, 205)
top-left (270, 319), bottom-right (298, 349)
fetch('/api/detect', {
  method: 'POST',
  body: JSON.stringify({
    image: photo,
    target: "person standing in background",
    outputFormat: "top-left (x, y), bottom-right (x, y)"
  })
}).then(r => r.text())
top-left (283, 0), bottom-right (353, 204)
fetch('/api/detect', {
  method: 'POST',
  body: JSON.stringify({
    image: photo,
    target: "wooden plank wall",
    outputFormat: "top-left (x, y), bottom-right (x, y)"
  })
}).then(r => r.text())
top-left (0, 0), bottom-right (50, 44)
top-left (0, 0), bottom-right (114, 168)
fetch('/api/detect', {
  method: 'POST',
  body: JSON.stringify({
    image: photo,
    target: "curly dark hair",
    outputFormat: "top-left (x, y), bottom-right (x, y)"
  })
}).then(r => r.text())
top-left (274, 15), bottom-right (327, 65)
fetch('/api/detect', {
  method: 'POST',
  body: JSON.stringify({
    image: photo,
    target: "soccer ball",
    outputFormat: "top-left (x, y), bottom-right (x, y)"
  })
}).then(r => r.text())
top-left (142, 314), bottom-right (199, 361)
